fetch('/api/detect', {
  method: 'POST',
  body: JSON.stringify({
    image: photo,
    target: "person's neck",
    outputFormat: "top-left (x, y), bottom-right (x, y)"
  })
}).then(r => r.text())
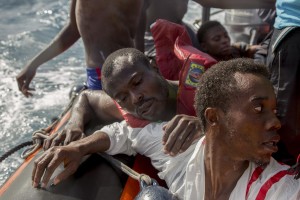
top-left (204, 135), bottom-right (249, 200)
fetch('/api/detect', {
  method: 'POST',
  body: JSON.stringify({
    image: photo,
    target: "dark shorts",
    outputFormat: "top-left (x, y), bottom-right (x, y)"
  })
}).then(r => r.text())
top-left (86, 67), bottom-right (102, 90)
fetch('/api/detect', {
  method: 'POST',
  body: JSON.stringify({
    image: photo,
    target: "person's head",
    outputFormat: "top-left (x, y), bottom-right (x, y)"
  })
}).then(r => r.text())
top-left (102, 48), bottom-right (170, 121)
top-left (197, 20), bottom-right (231, 59)
top-left (195, 58), bottom-right (281, 165)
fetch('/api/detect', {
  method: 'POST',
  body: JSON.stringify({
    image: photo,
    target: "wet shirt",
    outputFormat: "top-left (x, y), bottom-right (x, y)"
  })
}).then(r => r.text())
top-left (101, 121), bottom-right (197, 199)
top-left (184, 137), bottom-right (300, 200)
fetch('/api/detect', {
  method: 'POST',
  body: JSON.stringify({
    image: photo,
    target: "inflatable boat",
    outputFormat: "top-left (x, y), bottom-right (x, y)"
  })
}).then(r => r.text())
top-left (0, 19), bottom-right (203, 200)
top-left (0, 91), bottom-right (168, 200)
top-left (1, 11), bottom-right (291, 199)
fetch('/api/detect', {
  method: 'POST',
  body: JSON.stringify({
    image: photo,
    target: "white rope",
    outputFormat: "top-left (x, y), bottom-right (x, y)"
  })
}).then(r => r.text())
top-left (98, 152), bottom-right (153, 186)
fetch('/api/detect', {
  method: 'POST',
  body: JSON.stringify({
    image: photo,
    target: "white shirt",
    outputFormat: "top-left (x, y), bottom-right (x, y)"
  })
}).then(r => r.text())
top-left (101, 121), bottom-right (300, 200)
top-left (185, 137), bottom-right (300, 200)
top-left (101, 121), bottom-right (197, 198)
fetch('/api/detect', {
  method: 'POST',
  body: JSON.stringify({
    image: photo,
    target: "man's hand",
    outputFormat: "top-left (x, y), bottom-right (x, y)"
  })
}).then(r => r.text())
top-left (43, 122), bottom-right (85, 150)
top-left (162, 114), bottom-right (203, 156)
top-left (16, 67), bottom-right (36, 97)
top-left (32, 144), bottom-right (83, 188)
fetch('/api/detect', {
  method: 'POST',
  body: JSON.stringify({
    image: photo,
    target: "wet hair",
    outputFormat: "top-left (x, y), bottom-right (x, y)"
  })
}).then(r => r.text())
top-left (196, 20), bottom-right (223, 43)
top-left (101, 48), bottom-right (150, 92)
top-left (195, 58), bottom-right (270, 132)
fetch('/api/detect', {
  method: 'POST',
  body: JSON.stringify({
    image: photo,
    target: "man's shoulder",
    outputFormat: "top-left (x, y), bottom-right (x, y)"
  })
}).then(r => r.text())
top-left (259, 157), bottom-right (292, 180)
top-left (246, 158), bottom-right (300, 199)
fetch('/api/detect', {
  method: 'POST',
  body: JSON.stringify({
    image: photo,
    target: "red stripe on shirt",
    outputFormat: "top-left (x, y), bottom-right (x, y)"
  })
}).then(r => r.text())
top-left (255, 170), bottom-right (294, 200)
top-left (246, 166), bottom-right (264, 199)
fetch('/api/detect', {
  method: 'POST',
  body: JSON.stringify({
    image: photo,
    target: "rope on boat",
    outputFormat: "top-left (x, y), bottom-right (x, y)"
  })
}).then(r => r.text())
top-left (0, 141), bottom-right (33, 163)
top-left (0, 86), bottom-right (86, 162)
top-left (20, 129), bottom-right (51, 159)
top-left (20, 88), bottom-right (83, 159)
top-left (98, 152), bottom-right (153, 186)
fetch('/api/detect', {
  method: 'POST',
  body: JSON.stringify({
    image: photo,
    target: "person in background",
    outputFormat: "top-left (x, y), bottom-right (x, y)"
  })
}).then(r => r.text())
top-left (16, 0), bottom-right (144, 96)
top-left (16, 0), bottom-right (200, 96)
top-left (196, 20), bottom-right (260, 61)
top-left (32, 58), bottom-right (300, 199)
top-left (253, 8), bottom-right (276, 64)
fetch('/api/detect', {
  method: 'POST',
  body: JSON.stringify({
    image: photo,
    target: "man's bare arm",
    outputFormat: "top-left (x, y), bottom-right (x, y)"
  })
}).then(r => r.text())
top-left (193, 0), bottom-right (275, 9)
top-left (43, 90), bottom-right (123, 149)
top-left (16, 0), bottom-right (81, 97)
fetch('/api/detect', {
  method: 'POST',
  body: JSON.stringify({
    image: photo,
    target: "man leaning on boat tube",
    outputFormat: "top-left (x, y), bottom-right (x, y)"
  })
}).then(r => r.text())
top-left (32, 49), bottom-right (300, 199)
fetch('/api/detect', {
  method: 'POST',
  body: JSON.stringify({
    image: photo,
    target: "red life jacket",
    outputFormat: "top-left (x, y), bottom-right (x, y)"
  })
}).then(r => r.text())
top-left (152, 19), bottom-right (217, 116)
top-left (117, 19), bottom-right (217, 127)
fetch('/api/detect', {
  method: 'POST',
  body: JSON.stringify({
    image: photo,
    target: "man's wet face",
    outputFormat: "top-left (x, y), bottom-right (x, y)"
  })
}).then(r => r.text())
top-left (105, 59), bottom-right (169, 121)
top-left (219, 73), bottom-right (281, 165)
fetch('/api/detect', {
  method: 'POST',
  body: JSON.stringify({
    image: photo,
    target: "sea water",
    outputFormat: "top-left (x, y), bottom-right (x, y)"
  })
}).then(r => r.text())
top-left (0, 0), bottom-right (86, 187)
top-left (0, 0), bottom-right (205, 187)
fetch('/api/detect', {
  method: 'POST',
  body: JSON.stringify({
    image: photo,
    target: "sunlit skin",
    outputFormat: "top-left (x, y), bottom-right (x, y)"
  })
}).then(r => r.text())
top-left (200, 25), bottom-right (232, 60)
top-left (103, 56), bottom-right (177, 122)
top-left (219, 73), bottom-right (281, 165)
top-left (203, 72), bottom-right (281, 199)
top-left (16, 0), bottom-right (143, 97)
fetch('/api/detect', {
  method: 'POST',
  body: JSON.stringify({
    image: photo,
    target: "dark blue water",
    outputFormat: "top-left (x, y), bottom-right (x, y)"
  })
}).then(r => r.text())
top-left (0, 0), bottom-right (204, 187)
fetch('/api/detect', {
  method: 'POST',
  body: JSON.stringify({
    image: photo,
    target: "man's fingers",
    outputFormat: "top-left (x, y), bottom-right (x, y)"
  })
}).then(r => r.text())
top-left (43, 138), bottom-right (52, 150)
top-left (64, 130), bottom-right (85, 146)
top-left (32, 153), bottom-right (54, 188)
top-left (64, 131), bottom-right (72, 146)
top-left (40, 153), bottom-right (65, 188)
top-left (32, 153), bottom-right (47, 184)
top-left (43, 132), bottom-right (58, 150)
top-left (50, 133), bottom-right (66, 148)
top-left (21, 87), bottom-right (35, 97)
top-left (168, 125), bottom-right (193, 156)
top-left (64, 129), bottom-right (79, 146)
top-left (52, 162), bottom-right (78, 186)
top-left (178, 136), bottom-right (193, 153)
top-left (162, 124), bottom-right (173, 145)
top-left (163, 124), bottom-right (185, 155)
top-left (162, 117), bottom-right (180, 144)
top-left (165, 120), bottom-right (202, 156)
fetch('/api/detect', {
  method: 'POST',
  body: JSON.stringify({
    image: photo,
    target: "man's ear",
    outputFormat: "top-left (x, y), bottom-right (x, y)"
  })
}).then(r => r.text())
top-left (204, 107), bottom-right (219, 126)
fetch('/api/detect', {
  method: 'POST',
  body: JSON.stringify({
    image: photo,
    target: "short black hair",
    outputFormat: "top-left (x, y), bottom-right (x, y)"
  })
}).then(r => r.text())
top-left (196, 20), bottom-right (223, 43)
top-left (195, 58), bottom-right (270, 132)
top-left (101, 48), bottom-right (150, 92)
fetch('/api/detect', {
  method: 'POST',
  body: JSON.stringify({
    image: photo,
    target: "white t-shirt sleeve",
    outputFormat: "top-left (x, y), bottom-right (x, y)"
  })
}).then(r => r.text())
top-left (100, 121), bottom-right (137, 156)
